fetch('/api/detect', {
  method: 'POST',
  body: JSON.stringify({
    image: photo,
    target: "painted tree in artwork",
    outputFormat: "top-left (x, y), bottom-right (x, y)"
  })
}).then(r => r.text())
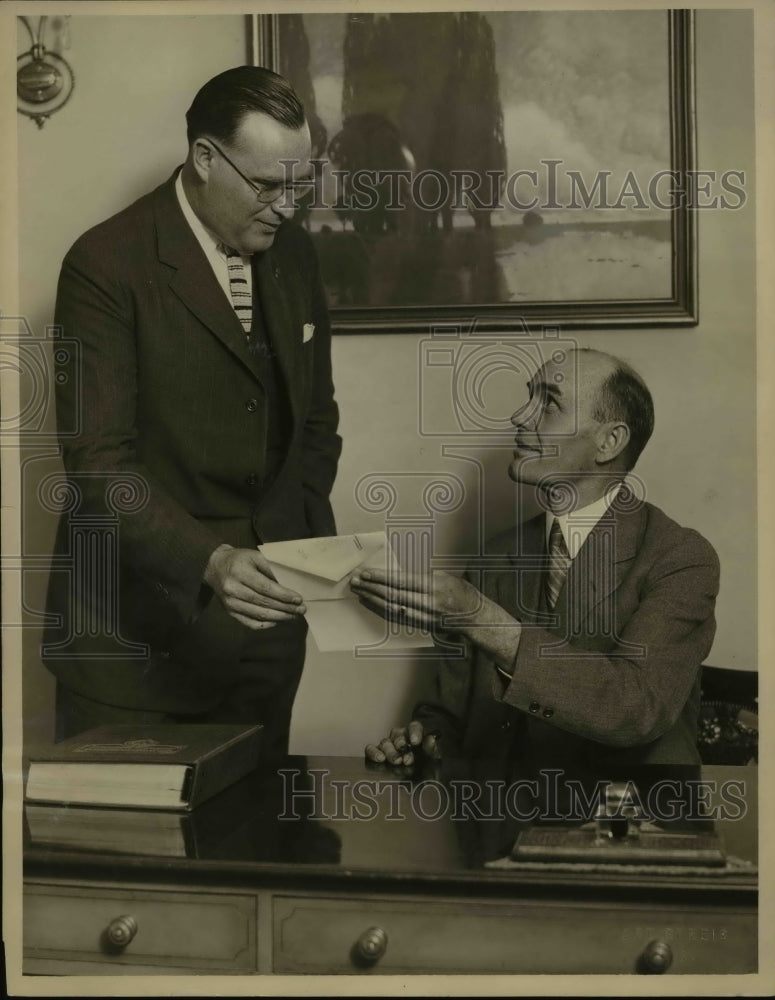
top-left (430, 12), bottom-right (507, 229)
top-left (279, 13), bottom-right (326, 155)
top-left (335, 11), bottom-right (506, 232)
top-left (278, 14), bottom-right (326, 229)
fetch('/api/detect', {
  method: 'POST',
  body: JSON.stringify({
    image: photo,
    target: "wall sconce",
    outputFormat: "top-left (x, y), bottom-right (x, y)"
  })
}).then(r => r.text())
top-left (17, 15), bottom-right (75, 129)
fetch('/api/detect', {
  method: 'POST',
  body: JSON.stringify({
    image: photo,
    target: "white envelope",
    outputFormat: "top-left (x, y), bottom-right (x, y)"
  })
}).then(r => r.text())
top-left (260, 532), bottom-right (434, 652)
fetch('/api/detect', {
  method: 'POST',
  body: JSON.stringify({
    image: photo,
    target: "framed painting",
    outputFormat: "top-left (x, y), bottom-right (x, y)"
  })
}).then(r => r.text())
top-left (251, 9), bottom-right (698, 332)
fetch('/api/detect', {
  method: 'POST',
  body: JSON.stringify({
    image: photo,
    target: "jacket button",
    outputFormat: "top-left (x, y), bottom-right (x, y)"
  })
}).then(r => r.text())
top-left (245, 472), bottom-right (259, 487)
top-left (542, 707), bottom-right (554, 719)
top-left (500, 720), bottom-right (512, 732)
top-left (160, 650), bottom-right (171, 660)
top-left (246, 398), bottom-right (258, 413)
top-left (273, 266), bottom-right (280, 279)
top-left (528, 702), bottom-right (540, 714)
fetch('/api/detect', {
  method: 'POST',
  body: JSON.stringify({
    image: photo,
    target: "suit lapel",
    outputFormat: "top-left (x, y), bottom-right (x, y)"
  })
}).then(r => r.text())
top-left (154, 174), bottom-right (258, 376)
top-left (508, 502), bottom-right (645, 636)
top-left (565, 503), bottom-right (645, 632)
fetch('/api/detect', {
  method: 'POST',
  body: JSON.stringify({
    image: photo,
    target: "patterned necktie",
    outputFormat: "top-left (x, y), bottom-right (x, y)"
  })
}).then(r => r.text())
top-left (545, 517), bottom-right (571, 609)
top-left (222, 245), bottom-right (252, 335)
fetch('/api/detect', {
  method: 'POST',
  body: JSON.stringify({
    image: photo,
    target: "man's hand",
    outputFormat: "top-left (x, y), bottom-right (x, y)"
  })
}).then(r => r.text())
top-left (364, 720), bottom-right (442, 766)
top-left (203, 544), bottom-right (306, 630)
top-left (351, 566), bottom-right (524, 675)
top-left (350, 568), bottom-right (480, 633)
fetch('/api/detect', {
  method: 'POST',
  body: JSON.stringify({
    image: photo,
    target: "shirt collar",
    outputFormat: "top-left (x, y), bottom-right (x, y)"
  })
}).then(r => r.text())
top-left (545, 484), bottom-right (621, 559)
top-left (175, 170), bottom-right (228, 259)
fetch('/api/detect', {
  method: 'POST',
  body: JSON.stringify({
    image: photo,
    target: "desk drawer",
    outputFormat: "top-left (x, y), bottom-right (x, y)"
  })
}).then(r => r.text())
top-left (273, 894), bottom-right (756, 974)
top-left (24, 883), bottom-right (257, 973)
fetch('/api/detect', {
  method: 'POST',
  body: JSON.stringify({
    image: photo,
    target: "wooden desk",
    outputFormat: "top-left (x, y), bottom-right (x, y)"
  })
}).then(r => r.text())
top-left (23, 758), bottom-right (757, 976)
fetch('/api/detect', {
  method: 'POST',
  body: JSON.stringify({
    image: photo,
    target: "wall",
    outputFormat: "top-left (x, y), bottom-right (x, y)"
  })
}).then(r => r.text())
top-left (15, 12), bottom-right (756, 754)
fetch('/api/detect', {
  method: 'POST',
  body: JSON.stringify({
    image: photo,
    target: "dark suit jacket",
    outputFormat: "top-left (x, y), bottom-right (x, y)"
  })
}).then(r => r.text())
top-left (415, 500), bottom-right (720, 766)
top-left (44, 173), bottom-right (341, 711)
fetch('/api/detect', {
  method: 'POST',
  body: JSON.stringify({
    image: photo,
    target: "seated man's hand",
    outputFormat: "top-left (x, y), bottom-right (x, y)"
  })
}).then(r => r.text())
top-left (350, 568), bottom-right (480, 633)
top-left (365, 720), bottom-right (442, 766)
top-left (204, 544), bottom-right (306, 630)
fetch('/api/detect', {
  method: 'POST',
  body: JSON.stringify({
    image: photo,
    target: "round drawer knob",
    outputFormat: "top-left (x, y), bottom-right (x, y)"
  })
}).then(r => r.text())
top-left (639, 939), bottom-right (673, 974)
top-left (354, 925), bottom-right (388, 964)
top-left (105, 914), bottom-right (138, 951)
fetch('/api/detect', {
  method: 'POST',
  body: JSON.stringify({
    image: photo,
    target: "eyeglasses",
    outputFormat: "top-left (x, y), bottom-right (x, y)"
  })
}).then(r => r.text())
top-left (205, 137), bottom-right (314, 205)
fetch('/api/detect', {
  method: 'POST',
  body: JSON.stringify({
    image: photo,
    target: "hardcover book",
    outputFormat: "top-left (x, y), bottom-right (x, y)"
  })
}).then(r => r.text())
top-left (24, 764), bottom-right (343, 865)
top-left (25, 802), bottom-right (196, 856)
top-left (25, 724), bottom-right (263, 811)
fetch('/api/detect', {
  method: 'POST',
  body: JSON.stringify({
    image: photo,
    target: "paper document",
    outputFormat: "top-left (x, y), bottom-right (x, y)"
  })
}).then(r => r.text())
top-left (260, 532), bottom-right (434, 652)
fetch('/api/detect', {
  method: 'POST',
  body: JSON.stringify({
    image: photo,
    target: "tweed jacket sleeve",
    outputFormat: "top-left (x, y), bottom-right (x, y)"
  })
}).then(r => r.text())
top-left (499, 514), bottom-right (720, 748)
top-left (413, 506), bottom-right (720, 761)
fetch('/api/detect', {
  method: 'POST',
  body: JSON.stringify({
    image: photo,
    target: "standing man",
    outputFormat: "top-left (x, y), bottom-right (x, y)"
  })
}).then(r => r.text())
top-left (45, 67), bottom-right (341, 754)
top-left (353, 349), bottom-right (719, 768)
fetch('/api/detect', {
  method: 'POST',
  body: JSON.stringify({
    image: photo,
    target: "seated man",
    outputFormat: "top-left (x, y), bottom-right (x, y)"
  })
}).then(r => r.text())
top-left (351, 348), bottom-right (720, 770)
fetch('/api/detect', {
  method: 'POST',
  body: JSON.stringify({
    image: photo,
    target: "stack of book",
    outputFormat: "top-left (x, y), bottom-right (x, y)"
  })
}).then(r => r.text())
top-left (24, 724), bottom-right (263, 858)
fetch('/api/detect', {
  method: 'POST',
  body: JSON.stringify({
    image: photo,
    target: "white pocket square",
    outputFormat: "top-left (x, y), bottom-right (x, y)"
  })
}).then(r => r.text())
top-left (303, 323), bottom-right (315, 343)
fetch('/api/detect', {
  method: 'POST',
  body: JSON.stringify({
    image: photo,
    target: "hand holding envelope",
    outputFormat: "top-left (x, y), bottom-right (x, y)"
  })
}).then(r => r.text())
top-left (203, 544), bottom-right (307, 630)
top-left (349, 565), bottom-right (482, 634)
top-left (259, 533), bottom-right (434, 652)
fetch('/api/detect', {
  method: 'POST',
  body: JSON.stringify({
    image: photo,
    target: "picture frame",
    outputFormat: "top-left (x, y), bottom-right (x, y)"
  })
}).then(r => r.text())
top-left (249, 9), bottom-right (697, 333)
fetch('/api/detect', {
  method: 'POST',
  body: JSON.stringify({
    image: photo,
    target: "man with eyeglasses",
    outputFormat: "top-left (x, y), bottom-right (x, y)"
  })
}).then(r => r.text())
top-left (46, 67), bottom-right (341, 754)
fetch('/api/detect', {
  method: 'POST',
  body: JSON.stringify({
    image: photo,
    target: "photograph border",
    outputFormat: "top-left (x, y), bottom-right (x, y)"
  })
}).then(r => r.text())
top-left (3, 1), bottom-right (773, 997)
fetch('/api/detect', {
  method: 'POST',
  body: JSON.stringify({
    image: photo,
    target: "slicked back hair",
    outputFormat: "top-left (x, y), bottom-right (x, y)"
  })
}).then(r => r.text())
top-left (186, 66), bottom-right (306, 147)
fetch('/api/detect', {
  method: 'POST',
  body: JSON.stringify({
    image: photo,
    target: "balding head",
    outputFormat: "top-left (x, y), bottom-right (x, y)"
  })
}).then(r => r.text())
top-left (578, 349), bottom-right (654, 470)
top-left (509, 347), bottom-right (654, 508)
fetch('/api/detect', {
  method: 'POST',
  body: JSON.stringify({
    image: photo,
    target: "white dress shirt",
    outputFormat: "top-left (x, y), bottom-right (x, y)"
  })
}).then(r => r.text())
top-left (545, 484), bottom-right (622, 556)
top-left (175, 170), bottom-right (253, 306)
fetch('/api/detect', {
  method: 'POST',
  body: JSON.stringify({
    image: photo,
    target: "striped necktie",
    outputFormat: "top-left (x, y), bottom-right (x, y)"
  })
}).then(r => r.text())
top-left (222, 245), bottom-right (252, 335)
top-left (545, 517), bottom-right (571, 609)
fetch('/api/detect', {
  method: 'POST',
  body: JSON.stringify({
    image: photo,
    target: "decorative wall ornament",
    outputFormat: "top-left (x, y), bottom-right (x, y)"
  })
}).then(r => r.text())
top-left (17, 15), bottom-right (75, 129)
